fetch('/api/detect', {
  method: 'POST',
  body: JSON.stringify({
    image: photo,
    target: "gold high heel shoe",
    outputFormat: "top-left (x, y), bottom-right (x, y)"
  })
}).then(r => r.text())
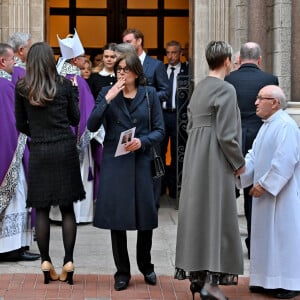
top-left (59, 261), bottom-right (75, 285)
top-left (41, 261), bottom-right (59, 284)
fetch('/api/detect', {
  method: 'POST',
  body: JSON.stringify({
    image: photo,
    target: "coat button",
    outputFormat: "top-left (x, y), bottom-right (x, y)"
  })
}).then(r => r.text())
top-left (133, 119), bottom-right (137, 124)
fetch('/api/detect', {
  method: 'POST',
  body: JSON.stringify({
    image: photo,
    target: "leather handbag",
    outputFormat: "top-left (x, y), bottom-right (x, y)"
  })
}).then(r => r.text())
top-left (145, 87), bottom-right (165, 179)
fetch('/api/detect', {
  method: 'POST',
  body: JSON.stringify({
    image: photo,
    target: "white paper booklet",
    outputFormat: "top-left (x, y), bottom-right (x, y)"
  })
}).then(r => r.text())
top-left (114, 127), bottom-right (136, 157)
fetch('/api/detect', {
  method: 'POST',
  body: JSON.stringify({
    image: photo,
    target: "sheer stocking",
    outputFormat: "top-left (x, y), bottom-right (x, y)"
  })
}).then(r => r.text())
top-left (59, 204), bottom-right (77, 265)
top-left (35, 207), bottom-right (51, 263)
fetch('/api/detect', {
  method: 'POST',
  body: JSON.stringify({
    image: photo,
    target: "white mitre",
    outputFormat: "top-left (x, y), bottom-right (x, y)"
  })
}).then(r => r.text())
top-left (56, 29), bottom-right (84, 73)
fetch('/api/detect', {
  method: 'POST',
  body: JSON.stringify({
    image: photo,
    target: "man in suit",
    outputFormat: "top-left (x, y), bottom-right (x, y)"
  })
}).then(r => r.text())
top-left (161, 40), bottom-right (189, 201)
top-left (122, 28), bottom-right (169, 206)
top-left (225, 42), bottom-right (279, 259)
top-left (122, 28), bottom-right (169, 104)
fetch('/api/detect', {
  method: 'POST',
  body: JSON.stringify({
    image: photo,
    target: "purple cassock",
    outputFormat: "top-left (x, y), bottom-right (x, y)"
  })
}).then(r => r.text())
top-left (0, 77), bottom-right (29, 212)
top-left (65, 74), bottom-right (103, 199)
top-left (11, 66), bottom-right (25, 86)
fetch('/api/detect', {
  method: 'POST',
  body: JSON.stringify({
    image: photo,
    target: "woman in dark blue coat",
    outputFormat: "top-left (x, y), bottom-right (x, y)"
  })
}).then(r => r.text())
top-left (87, 52), bottom-right (164, 291)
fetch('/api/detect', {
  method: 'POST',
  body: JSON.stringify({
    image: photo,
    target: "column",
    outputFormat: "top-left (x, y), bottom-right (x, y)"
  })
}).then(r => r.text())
top-left (271, 0), bottom-right (292, 100)
top-left (192, 0), bottom-right (231, 85)
top-left (0, 0), bottom-right (44, 43)
top-left (248, 0), bottom-right (268, 70)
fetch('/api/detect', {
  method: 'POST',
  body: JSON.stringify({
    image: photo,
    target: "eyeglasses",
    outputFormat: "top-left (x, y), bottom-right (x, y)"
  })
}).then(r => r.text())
top-left (256, 95), bottom-right (275, 101)
top-left (76, 55), bottom-right (86, 58)
top-left (116, 66), bottom-right (130, 73)
top-left (4, 56), bottom-right (16, 62)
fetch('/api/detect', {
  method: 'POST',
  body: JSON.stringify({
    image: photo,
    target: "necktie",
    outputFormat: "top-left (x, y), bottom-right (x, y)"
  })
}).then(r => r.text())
top-left (167, 67), bottom-right (175, 108)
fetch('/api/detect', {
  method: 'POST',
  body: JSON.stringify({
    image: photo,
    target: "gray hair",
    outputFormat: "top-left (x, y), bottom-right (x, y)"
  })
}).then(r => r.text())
top-left (240, 42), bottom-right (261, 61)
top-left (166, 40), bottom-right (182, 51)
top-left (114, 43), bottom-right (136, 55)
top-left (0, 43), bottom-right (13, 56)
top-left (7, 32), bottom-right (31, 52)
top-left (270, 86), bottom-right (288, 109)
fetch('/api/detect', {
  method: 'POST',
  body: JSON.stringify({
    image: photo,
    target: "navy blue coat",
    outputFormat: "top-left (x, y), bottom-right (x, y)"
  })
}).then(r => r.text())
top-left (225, 63), bottom-right (279, 155)
top-left (87, 85), bottom-right (165, 230)
top-left (143, 55), bottom-right (169, 103)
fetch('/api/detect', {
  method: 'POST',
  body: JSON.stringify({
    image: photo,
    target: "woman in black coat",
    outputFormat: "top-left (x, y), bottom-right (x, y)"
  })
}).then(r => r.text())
top-left (87, 52), bottom-right (164, 291)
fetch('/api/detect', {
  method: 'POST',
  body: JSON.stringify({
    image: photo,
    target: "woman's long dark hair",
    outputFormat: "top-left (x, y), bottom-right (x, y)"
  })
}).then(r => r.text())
top-left (17, 42), bottom-right (58, 106)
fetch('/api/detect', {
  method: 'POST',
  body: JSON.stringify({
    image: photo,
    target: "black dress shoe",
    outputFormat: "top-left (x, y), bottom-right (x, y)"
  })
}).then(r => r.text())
top-left (19, 251), bottom-right (40, 261)
top-left (275, 289), bottom-right (300, 299)
top-left (249, 286), bottom-right (280, 295)
top-left (114, 277), bottom-right (129, 291)
top-left (144, 271), bottom-right (157, 285)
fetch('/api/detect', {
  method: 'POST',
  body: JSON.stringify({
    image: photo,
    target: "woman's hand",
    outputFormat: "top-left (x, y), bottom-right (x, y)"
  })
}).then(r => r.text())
top-left (124, 138), bottom-right (141, 152)
top-left (249, 183), bottom-right (266, 198)
top-left (105, 78), bottom-right (126, 103)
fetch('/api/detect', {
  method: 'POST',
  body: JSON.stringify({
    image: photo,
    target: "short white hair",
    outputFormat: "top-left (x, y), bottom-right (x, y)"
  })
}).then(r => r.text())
top-left (7, 32), bottom-right (31, 52)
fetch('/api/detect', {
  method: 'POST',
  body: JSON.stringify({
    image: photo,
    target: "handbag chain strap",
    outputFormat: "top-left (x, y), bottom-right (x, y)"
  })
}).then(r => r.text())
top-left (145, 87), bottom-right (159, 158)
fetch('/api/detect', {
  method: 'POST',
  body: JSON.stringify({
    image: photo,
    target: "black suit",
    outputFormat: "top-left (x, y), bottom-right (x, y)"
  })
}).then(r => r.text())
top-left (161, 62), bottom-right (189, 199)
top-left (225, 63), bottom-right (278, 257)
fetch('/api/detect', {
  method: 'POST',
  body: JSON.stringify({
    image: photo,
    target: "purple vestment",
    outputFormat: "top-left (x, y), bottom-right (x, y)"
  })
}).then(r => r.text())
top-left (11, 66), bottom-right (25, 86)
top-left (65, 74), bottom-right (102, 199)
top-left (0, 77), bottom-right (29, 208)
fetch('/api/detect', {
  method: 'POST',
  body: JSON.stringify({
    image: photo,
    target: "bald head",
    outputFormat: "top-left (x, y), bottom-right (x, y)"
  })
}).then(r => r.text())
top-left (255, 85), bottom-right (287, 120)
top-left (239, 42), bottom-right (261, 65)
top-left (260, 85), bottom-right (287, 109)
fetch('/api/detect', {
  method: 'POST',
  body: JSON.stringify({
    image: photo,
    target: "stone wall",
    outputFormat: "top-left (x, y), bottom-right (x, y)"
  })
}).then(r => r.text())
top-left (0, 0), bottom-right (44, 43)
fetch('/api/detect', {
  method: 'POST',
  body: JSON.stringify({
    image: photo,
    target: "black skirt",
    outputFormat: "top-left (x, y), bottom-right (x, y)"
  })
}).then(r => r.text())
top-left (27, 136), bottom-right (85, 208)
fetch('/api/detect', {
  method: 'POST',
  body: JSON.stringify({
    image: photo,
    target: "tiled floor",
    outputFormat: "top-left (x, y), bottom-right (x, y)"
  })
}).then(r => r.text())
top-left (0, 274), bottom-right (300, 300)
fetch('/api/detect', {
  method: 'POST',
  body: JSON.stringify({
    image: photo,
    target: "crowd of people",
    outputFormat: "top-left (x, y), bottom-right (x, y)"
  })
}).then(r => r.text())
top-left (1, 27), bottom-right (300, 300)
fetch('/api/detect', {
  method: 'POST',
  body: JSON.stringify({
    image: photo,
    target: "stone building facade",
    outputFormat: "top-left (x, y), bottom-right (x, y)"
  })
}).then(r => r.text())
top-left (0, 0), bottom-right (298, 103)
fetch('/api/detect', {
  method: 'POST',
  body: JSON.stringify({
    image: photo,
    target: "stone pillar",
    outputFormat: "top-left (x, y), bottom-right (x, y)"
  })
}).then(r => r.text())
top-left (229, 0), bottom-right (248, 52)
top-left (0, 0), bottom-right (44, 43)
top-left (192, 0), bottom-right (231, 85)
top-left (291, 0), bottom-right (300, 101)
top-left (248, 0), bottom-right (268, 70)
top-left (272, 0), bottom-right (292, 100)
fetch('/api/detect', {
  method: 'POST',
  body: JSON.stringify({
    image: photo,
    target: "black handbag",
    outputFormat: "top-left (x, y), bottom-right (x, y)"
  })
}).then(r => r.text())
top-left (151, 148), bottom-right (165, 178)
top-left (145, 87), bottom-right (165, 178)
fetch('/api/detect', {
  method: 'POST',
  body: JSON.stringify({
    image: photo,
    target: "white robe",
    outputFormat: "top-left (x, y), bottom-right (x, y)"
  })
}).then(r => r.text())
top-left (237, 109), bottom-right (300, 290)
top-left (49, 144), bottom-right (94, 223)
top-left (0, 165), bottom-right (32, 253)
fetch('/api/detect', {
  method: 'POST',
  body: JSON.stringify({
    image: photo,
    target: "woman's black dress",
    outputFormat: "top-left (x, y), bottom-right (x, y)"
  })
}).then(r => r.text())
top-left (15, 76), bottom-right (85, 208)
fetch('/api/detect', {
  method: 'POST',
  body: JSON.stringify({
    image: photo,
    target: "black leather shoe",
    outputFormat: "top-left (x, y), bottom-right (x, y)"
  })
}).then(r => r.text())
top-left (144, 271), bottom-right (157, 285)
top-left (19, 251), bottom-right (40, 261)
top-left (114, 278), bottom-right (129, 291)
top-left (249, 286), bottom-right (280, 295)
top-left (275, 289), bottom-right (300, 299)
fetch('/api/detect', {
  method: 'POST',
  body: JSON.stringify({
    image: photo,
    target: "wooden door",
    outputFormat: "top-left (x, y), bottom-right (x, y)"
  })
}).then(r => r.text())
top-left (47, 0), bottom-right (189, 61)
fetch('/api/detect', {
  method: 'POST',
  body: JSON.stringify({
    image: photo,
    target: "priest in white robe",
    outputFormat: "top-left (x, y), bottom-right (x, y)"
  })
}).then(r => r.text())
top-left (237, 85), bottom-right (300, 299)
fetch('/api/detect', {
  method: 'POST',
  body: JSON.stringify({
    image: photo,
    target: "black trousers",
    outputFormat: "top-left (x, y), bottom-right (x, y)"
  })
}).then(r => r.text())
top-left (243, 185), bottom-right (252, 257)
top-left (110, 229), bottom-right (154, 279)
top-left (161, 111), bottom-right (177, 198)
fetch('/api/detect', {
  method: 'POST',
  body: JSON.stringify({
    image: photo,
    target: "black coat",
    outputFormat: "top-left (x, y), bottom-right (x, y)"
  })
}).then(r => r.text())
top-left (225, 63), bottom-right (279, 155)
top-left (87, 85), bottom-right (165, 230)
